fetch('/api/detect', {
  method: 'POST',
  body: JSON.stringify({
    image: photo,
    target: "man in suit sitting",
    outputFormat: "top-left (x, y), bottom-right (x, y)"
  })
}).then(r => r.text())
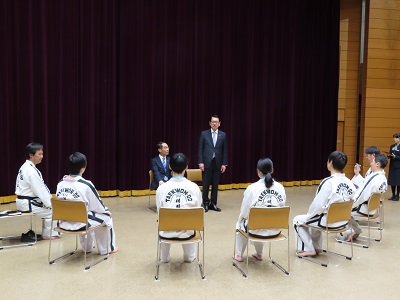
top-left (198, 115), bottom-right (228, 212)
top-left (151, 142), bottom-right (172, 190)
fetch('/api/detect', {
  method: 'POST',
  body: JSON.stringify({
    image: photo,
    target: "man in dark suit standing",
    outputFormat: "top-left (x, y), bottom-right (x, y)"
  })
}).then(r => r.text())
top-left (151, 142), bottom-right (172, 190)
top-left (198, 115), bottom-right (228, 212)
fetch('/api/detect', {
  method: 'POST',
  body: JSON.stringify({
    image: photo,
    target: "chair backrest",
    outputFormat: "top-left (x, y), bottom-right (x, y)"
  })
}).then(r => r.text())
top-left (149, 170), bottom-right (154, 187)
top-left (368, 193), bottom-right (381, 212)
top-left (326, 200), bottom-right (353, 224)
top-left (186, 169), bottom-right (202, 182)
top-left (158, 207), bottom-right (204, 231)
top-left (51, 198), bottom-right (88, 224)
top-left (247, 206), bottom-right (290, 230)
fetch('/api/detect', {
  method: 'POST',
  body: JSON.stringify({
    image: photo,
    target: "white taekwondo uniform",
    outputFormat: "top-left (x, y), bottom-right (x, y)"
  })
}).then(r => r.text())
top-left (348, 170), bottom-right (387, 234)
top-left (56, 175), bottom-right (117, 255)
top-left (15, 160), bottom-right (58, 238)
top-left (293, 173), bottom-right (355, 252)
top-left (235, 178), bottom-right (286, 257)
top-left (156, 176), bottom-right (202, 263)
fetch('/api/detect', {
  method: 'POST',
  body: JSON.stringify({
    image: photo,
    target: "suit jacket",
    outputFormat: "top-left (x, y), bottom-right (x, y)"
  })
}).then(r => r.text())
top-left (389, 143), bottom-right (400, 169)
top-left (198, 129), bottom-right (228, 169)
top-left (151, 156), bottom-right (171, 190)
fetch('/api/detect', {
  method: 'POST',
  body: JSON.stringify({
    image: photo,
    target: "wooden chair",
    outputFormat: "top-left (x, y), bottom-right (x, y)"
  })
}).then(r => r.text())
top-left (48, 198), bottom-right (109, 270)
top-left (155, 207), bottom-right (205, 280)
top-left (0, 211), bottom-right (37, 250)
top-left (232, 206), bottom-right (290, 277)
top-left (148, 170), bottom-right (156, 212)
top-left (296, 201), bottom-right (354, 267)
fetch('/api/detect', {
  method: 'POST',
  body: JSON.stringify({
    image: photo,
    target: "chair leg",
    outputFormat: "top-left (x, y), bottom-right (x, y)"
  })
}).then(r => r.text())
top-left (341, 216), bottom-right (382, 248)
top-left (49, 233), bottom-right (79, 265)
top-left (232, 231), bottom-right (247, 278)
top-left (155, 240), bottom-right (161, 280)
top-left (148, 191), bottom-right (157, 213)
top-left (295, 224), bottom-right (327, 267)
top-left (49, 227), bottom-right (109, 270)
top-left (83, 228), bottom-right (109, 270)
top-left (268, 241), bottom-right (290, 275)
top-left (197, 240), bottom-right (205, 279)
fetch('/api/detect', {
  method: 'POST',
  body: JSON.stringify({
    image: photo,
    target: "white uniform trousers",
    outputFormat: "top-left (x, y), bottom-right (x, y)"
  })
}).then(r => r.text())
top-left (160, 243), bottom-right (196, 263)
top-left (348, 216), bottom-right (362, 234)
top-left (235, 232), bottom-right (264, 256)
top-left (80, 213), bottom-right (117, 255)
top-left (16, 199), bottom-right (59, 238)
top-left (293, 214), bottom-right (323, 252)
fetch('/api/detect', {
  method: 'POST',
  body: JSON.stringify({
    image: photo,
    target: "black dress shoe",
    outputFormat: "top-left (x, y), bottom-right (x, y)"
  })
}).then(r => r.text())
top-left (388, 196), bottom-right (396, 200)
top-left (204, 204), bottom-right (209, 212)
top-left (393, 196), bottom-right (399, 201)
top-left (210, 204), bottom-right (221, 212)
top-left (21, 230), bottom-right (43, 242)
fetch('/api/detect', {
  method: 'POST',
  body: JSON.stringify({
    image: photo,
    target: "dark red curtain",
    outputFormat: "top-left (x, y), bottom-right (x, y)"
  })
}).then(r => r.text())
top-left (0, 0), bottom-right (340, 197)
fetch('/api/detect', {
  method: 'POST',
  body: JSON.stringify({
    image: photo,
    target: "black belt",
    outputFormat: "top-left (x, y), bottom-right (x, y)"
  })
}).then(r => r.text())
top-left (16, 195), bottom-right (38, 200)
top-left (16, 196), bottom-right (44, 210)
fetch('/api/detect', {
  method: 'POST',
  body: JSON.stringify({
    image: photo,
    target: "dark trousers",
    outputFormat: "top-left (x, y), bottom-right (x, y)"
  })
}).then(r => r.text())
top-left (202, 158), bottom-right (221, 206)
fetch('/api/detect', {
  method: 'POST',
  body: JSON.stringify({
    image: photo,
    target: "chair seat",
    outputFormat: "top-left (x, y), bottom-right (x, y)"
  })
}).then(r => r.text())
top-left (159, 231), bottom-right (202, 244)
top-left (300, 224), bottom-right (348, 234)
top-left (237, 229), bottom-right (287, 243)
top-left (354, 213), bottom-right (379, 220)
top-left (54, 223), bottom-right (105, 235)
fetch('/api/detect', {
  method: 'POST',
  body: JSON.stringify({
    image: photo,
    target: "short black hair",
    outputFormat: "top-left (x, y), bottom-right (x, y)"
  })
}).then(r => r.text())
top-left (157, 141), bottom-right (166, 149)
top-left (210, 114), bottom-right (220, 121)
top-left (26, 143), bottom-right (43, 159)
top-left (67, 152), bottom-right (87, 174)
top-left (365, 146), bottom-right (380, 155)
top-left (393, 133), bottom-right (400, 139)
top-left (328, 151), bottom-right (348, 172)
top-left (374, 153), bottom-right (388, 169)
top-left (169, 153), bottom-right (188, 174)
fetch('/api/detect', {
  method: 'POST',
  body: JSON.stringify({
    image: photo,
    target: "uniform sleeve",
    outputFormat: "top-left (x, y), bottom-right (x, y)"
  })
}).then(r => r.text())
top-left (351, 174), bottom-right (364, 189)
top-left (237, 188), bottom-right (253, 222)
top-left (84, 182), bottom-right (109, 214)
top-left (28, 172), bottom-right (52, 208)
top-left (195, 186), bottom-right (202, 207)
top-left (156, 185), bottom-right (164, 209)
top-left (306, 182), bottom-right (331, 219)
top-left (353, 175), bottom-right (387, 208)
top-left (277, 185), bottom-right (286, 207)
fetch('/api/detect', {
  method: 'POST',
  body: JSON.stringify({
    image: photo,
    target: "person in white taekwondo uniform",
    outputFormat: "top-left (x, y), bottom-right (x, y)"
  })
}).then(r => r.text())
top-left (15, 143), bottom-right (59, 240)
top-left (233, 158), bottom-right (286, 262)
top-left (293, 151), bottom-right (356, 257)
top-left (341, 153), bottom-right (388, 242)
top-left (156, 153), bottom-right (202, 263)
top-left (56, 152), bottom-right (118, 255)
top-left (352, 146), bottom-right (380, 188)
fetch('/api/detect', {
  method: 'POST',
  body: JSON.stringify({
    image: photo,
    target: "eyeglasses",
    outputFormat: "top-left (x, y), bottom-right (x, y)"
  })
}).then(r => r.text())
top-left (210, 121), bottom-right (220, 124)
top-left (162, 147), bottom-right (169, 149)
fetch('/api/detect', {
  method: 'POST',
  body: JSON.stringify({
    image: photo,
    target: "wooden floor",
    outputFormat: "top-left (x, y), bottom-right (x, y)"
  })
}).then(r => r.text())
top-left (1, 186), bottom-right (399, 300)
